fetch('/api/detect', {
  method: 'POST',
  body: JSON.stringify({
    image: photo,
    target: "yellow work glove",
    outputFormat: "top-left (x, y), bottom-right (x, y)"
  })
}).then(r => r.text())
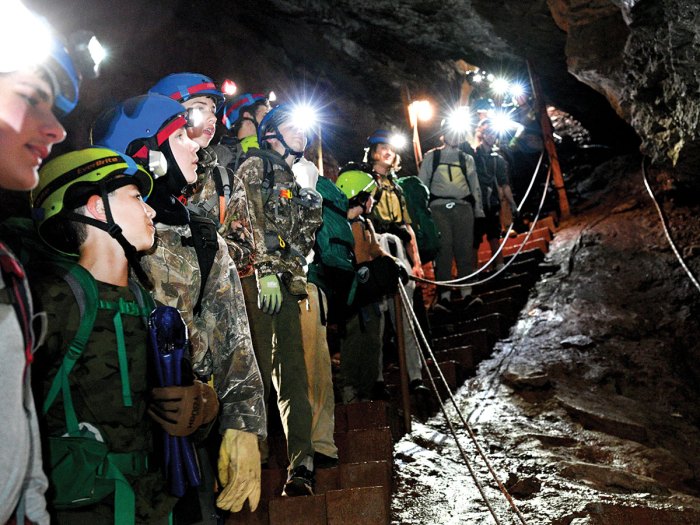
top-left (216, 429), bottom-right (261, 512)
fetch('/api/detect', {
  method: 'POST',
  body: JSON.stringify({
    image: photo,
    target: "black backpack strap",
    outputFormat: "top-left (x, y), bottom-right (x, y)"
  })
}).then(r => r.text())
top-left (430, 148), bottom-right (441, 189)
top-left (181, 214), bottom-right (220, 317)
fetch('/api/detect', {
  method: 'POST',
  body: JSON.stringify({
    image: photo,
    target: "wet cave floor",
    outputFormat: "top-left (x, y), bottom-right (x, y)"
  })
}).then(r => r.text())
top-left (392, 154), bottom-right (700, 525)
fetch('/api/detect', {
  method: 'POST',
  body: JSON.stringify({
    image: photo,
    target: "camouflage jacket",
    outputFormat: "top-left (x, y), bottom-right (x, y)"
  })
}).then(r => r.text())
top-left (34, 271), bottom-right (177, 521)
top-left (140, 222), bottom-right (267, 438)
top-left (187, 147), bottom-right (256, 277)
top-left (235, 153), bottom-right (323, 296)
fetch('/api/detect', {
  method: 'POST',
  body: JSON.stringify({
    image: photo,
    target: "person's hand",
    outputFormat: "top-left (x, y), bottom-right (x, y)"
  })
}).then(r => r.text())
top-left (412, 264), bottom-right (424, 279)
top-left (148, 381), bottom-right (219, 437)
top-left (216, 429), bottom-right (261, 512)
top-left (257, 274), bottom-right (282, 314)
top-left (396, 261), bottom-right (410, 284)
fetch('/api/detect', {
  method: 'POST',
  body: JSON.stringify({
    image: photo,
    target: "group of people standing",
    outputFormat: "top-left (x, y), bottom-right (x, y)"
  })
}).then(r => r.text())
top-left (1, 4), bottom-right (520, 525)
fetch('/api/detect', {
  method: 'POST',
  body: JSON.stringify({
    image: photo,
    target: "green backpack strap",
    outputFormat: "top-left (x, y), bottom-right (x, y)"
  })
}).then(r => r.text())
top-left (42, 263), bottom-right (153, 525)
top-left (42, 262), bottom-right (98, 435)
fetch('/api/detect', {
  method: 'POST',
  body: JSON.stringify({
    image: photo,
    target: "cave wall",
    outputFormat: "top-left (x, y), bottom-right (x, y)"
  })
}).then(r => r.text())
top-left (26, 0), bottom-right (699, 183)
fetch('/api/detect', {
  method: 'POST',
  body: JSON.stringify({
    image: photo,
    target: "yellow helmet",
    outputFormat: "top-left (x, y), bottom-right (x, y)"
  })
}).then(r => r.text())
top-left (33, 146), bottom-right (153, 256)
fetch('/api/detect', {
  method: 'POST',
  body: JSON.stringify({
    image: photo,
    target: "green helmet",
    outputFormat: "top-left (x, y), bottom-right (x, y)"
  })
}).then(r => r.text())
top-left (32, 147), bottom-right (155, 287)
top-left (336, 169), bottom-right (377, 201)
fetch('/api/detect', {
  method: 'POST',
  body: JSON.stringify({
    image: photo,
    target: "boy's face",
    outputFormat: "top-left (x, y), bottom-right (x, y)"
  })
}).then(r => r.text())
top-left (372, 143), bottom-right (396, 170)
top-left (108, 184), bottom-right (156, 252)
top-left (182, 96), bottom-right (217, 149)
top-left (479, 125), bottom-right (497, 147)
top-left (168, 126), bottom-right (200, 184)
top-left (251, 102), bottom-right (271, 125)
top-left (0, 70), bottom-right (66, 190)
top-left (272, 120), bottom-right (307, 155)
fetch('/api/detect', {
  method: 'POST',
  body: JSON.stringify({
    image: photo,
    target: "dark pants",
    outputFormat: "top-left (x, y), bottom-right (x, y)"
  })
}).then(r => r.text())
top-left (241, 275), bottom-right (313, 470)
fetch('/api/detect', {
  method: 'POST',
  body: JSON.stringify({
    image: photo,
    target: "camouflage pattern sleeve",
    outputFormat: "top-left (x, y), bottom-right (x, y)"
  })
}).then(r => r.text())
top-left (188, 160), bottom-right (256, 277)
top-left (197, 234), bottom-right (266, 438)
top-left (221, 171), bottom-right (256, 277)
top-left (236, 156), bottom-right (286, 278)
top-left (141, 224), bottom-right (210, 373)
top-left (293, 197), bottom-right (322, 261)
top-left (141, 224), bottom-right (266, 438)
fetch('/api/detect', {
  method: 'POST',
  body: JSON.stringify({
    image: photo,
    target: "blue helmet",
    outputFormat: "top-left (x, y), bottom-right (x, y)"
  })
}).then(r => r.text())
top-left (149, 72), bottom-right (224, 110)
top-left (90, 94), bottom-right (188, 161)
top-left (366, 129), bottom-right (394, 147)
top-left (221, 92), bottom-right (268, 129)
top-left (43, 37), bottom-right (81, 116)
top-left (257, 104), bottom-right (305, 160)
top-left (0, 5), bottom-right (97, 117)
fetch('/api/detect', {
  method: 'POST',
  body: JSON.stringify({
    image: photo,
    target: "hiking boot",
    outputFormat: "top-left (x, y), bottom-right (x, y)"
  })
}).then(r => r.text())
top-left (370, 381), bottom-right (391, 401)
top-left (432, 297), bottom-right (453, 314)
top-left (282, 465), bottom-right (315, 497)
top-left (409, 379), bottom-right (433, 420)
top-left (454, 295), bottom-right (483, 310)
top-left (314, 452), bottom-right (339, 469)
top-left (409, 379), bottom-right (432, 396)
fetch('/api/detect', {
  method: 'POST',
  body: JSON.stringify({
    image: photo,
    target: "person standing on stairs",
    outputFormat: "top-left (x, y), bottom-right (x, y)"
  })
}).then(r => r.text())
top-left (419, 118), bottom-right (485, 313)
top-left (473, 118), bottom-right (518, 272)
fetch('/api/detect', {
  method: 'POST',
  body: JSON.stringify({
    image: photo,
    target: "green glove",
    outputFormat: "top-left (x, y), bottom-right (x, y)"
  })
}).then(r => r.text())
top-left (257, 274), bottom-right (282, 314)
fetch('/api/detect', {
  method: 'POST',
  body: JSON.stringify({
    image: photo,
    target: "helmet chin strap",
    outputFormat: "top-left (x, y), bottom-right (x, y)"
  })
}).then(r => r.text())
top-left (240, 115), bottom-right (259, 128)
top-left (67, 183), bottom-right (154, 289)
top-left (269, 127), bottom-right (303, 162)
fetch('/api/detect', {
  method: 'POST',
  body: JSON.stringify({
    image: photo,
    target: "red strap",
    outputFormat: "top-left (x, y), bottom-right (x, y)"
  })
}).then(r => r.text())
top-left (133, 115), bottom-right (188, 160)
top-left (0, 243), bottom-right (33, 366)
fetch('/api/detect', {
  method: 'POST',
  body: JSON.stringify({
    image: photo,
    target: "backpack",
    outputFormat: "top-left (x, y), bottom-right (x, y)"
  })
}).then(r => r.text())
top-left (43, 262), bottom-right (155, 524)
top-left (396, 176), bottom-right (441, 262)
top-left (1, 218), bottom-right (155, 525)
top-left (308, 177), bottom-right (357, 322)
top-left (428, 148), bottom-right (477, 205)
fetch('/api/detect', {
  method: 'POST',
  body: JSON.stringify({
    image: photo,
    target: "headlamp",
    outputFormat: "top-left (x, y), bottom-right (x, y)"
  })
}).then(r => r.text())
top-left (0, 0), bottom-right (52, 73)
top-left (492, 77), bottom-right (511, 96)
top-left (221, 79), bottom-right (237, 97)
top-left (509, 82), bottom-right (525, 99)
top-left (290, 103), bottom-right (318, 133)
top-left (445, 106), bottom-right (472, 136)
top-left (186, 107), bottom-right (204, 128)
top-left (268, 91), bottom-right (277, 102)
top-left (67, 30), bottom-right (105, 79)
top-left (491, 111), bottom-right (521, 135)
top-left (389, 133), bottom-right (407, 150)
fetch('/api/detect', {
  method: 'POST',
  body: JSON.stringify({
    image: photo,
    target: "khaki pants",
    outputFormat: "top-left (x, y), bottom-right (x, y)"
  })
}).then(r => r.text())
top-left (299, 284), bottom-right (338, 459)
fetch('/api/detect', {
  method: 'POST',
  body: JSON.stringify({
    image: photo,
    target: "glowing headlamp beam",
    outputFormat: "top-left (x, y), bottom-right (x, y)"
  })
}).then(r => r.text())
top-left (389, 134), bottom-right (407, 150)
top-left (0, 0), bottom-right (53, 73)
top-left (492, 77), bottom-right (510, 96)
top-left (446, 106), bottom-right (472, 135)
top-left (290, 104), bottom-right (319, 133)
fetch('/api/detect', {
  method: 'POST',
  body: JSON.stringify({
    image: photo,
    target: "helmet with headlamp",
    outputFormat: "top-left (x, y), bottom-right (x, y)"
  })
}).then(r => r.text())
top-left (257, 104), bottom-right (307, 161)
top-left (0, 1), bottom-right (104, 116)
top-left (32, 146), bottom-right (154, 287)
top-left (221, 92), bottom-right (269, 130)
top-left (149, 72), bottom-right (224, 111)
top-left (90, 94), bottom-right (190, 175)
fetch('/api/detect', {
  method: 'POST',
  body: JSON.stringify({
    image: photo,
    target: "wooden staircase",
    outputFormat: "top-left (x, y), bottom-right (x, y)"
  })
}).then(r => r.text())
top-left (229, 216), bottom-right (557, 525)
